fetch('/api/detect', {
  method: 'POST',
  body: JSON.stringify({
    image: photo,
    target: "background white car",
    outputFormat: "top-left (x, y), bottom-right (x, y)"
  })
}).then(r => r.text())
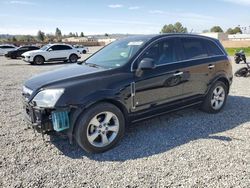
top-left (73, 45), bottom-right (89, 54)
top-left (0, 44), bottom-right (17, 55)
top-left (21, 44), bottom-right (82, 65)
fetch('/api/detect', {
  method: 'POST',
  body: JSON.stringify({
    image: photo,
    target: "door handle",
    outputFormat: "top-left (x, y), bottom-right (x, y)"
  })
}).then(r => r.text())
top-left (208, 64), bottom-right (215, 69)
top-left (173, 71), bottom-right (183, 76)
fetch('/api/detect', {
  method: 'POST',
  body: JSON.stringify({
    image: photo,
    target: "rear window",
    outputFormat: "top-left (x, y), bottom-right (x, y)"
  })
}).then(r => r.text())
top-left (204, 40), bottom-right (224, 56)
top-left (181, 38), bottom-right (208, 60)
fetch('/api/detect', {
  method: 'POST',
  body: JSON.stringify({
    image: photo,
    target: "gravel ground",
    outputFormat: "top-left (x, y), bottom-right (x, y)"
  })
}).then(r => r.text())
top-left (0, 50), bottom-right (250, 187)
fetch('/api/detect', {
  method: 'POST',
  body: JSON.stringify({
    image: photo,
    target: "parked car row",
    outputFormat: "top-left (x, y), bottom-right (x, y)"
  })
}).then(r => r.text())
top-left (2, 43), bottom-right (89, 65)
top-left (0, 44), bottom-right (17, 56)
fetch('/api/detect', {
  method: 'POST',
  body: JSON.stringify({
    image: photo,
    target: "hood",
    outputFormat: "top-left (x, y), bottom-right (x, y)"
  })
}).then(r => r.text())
top-left (22, 49), bottom-right (44, 56)
top-left (25, 64), bottom-right (106, 91)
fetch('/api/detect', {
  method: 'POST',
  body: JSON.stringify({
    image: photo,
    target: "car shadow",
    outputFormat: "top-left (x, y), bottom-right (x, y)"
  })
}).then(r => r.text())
top-left (49, 95), bottom-right (250, 161)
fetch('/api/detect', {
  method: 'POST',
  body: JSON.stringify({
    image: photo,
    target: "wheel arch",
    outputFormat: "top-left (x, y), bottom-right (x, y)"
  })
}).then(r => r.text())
top-left (207, 74), bottom-right (230, 94)
top-left (69, 53), bottom-right (78, 58)
top-left (34, 54), bottom-right (45, 62)
top-left (68, 98), bottom-right (129, 143)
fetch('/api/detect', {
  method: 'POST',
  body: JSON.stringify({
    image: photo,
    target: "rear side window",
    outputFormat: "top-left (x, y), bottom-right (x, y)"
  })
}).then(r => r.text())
top-left (181, 38), bottom-right (208, 60)
top-left (204, 40), bottom-right (224, 56)
top-left (59, 45), bottom-right (72, 50)
top-left (29, 46), bottom-right (39, 50)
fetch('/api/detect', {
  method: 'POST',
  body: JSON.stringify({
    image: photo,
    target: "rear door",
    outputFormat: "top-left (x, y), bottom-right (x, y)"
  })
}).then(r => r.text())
top-left (178, 37), bottom-right (223, 98)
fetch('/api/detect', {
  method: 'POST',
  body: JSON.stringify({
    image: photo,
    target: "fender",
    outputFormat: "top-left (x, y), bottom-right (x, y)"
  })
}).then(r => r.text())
top-left (206, 71), bottom-right (232, 94)
top-left (67, 89), bottom-right (130, 142)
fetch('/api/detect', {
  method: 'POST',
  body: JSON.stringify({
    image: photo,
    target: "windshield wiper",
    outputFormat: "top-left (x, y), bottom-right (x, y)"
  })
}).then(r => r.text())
top-left (84, 62), bottom-right (102, 68)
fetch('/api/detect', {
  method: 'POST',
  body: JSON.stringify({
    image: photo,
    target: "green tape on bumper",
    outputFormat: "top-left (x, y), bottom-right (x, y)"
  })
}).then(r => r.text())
top-left (51, 111), bottom-right (70, 132)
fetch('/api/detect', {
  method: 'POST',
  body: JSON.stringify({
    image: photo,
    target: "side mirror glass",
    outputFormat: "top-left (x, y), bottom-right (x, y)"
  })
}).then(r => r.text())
top-left (138, 58), bottom-right (155, 71)
top-left (48, 48), bottom-right (52, 52)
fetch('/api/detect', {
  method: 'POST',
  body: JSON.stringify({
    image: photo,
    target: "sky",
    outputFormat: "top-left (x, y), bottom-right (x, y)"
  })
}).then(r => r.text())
top-left (0, 0), bottom-right (250, 35)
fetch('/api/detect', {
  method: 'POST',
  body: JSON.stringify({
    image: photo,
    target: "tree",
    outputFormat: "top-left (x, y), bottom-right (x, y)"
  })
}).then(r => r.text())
top-left (210, 26), bottom-right (224, 33)
top-left (226, 27), bottom-right (242, 34)
top-left (75, 32), bottom-right (78, 37)
top-left (105, 33), bottom-right (109, 37)
top-left (233, 27), bottom-right (242, 34)
top-left (161, 22), bottom-right (187, 33)
top-left (37, 30), bottom-right (45, 41)
top-left (55, 27), bottom-right (62, 40)
top-left (11, 36), bottom-right (17, 42)
top-left (80, 32), bottom-right (84, 37)
top-left (45, 34), bottom-right (55, 42)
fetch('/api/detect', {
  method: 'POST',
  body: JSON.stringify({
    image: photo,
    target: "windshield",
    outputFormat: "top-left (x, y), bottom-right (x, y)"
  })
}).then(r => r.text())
top-left (40, 45), bottom-right (51, 51)
top-left (85, 36), bottom-right (151, 69)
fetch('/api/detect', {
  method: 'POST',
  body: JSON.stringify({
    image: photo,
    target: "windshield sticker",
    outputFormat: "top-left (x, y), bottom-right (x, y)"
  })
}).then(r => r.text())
top-left (128, 41), bottom-right (144, 46)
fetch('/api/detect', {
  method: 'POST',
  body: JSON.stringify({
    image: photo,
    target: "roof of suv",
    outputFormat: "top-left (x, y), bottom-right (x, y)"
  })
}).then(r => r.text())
top-left (130, 33), bottom-right (219, 42)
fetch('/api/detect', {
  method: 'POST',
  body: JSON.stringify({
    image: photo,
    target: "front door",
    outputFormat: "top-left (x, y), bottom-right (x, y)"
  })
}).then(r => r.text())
top-left (132, 37), bottom-right (187, 112)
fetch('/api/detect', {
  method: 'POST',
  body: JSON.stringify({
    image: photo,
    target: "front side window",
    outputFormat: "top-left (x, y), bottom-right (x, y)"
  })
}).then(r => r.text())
top-left (41, 45), bottom-right (51, 51)
top-left (181, 38), bottom-right (208, 60)
top-left (85, 36), bottom-right (151, 69)
top-left (139, 38), bottom-right (176, 66)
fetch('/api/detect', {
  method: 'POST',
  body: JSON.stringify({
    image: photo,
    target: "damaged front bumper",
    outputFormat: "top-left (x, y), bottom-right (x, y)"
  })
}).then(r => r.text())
top-left (23, 99), bottom-right (70, 134)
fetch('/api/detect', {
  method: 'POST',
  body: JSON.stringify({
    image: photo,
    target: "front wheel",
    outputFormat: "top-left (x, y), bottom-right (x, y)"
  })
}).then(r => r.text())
top-left (234, 67), bottom-right (248, 77)
top-left (201, 81), bottom-right (228, 113)
top-left (75, 103), bottom-right (125, 153)
top-left (69, 54), bottom-right (78, 63)
top-left (33, 56), bottom-right (45, 65)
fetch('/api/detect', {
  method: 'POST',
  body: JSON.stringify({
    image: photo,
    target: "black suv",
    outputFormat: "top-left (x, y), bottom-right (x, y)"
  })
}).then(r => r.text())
top-left (22, 34), bottom-right (233, 153)
top-left (5, 46), bottom-right (39, 59)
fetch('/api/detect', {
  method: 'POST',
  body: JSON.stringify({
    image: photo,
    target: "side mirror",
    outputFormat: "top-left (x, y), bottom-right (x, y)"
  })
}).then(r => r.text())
top-left (138, 58), bottom-right (155, 71)
top-left (48, 48), bottom-right (52, 52)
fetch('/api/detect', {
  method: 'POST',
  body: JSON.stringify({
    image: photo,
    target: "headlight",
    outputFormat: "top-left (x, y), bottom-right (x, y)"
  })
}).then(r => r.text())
top-left (32, 89), bottom-right (64, 108)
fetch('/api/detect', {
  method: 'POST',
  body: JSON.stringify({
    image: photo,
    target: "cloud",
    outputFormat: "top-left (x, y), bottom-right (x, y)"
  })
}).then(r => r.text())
top-left (149, 9), bottom-right (214, 22)
top-left (8, 1), bottom-right (35, 5)
top-left (128, 6), bottom-right (140, 10)
top-left (108, 4), bottom-right (123, 8)
top-left (149, 10), bottom-right (165, 14)
top-left (222, 0), bottom-right (250, 6)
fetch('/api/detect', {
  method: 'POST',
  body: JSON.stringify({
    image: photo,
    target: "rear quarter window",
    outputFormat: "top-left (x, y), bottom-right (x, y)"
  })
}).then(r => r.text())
top-left (204, 40), bottom-right (224, 56)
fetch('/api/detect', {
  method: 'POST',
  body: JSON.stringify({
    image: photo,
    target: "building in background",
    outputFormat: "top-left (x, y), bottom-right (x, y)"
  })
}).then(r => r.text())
top-left (200, 32), bottom-right (228, 41)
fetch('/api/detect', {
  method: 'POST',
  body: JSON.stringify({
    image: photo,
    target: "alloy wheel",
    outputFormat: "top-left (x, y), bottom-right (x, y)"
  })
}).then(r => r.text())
top-left (87, 111), bottom-right (119, 148)
top-left (211, 85), bottom-right (225, 110)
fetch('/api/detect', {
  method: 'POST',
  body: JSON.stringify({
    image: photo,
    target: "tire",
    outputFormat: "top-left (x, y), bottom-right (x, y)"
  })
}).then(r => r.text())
top-left (11, 55), bottom-right (17, 59)
top-left (33, 55), bottom-right (45, 65)
top-left (234, 67), bottom-right (248, 77)
top-left (82, 50), bottom-right (87, 54)
top-left (201, 81), bottom-right (228, 114)
top-left (69, 54), bottom-right (78, 63)
top-left (75, 103), bottom-right (125, 153)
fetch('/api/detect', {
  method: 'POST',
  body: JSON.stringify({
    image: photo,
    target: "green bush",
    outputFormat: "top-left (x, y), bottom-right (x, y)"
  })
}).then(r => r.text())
top-left (226, 47), bottom-right (250, 56)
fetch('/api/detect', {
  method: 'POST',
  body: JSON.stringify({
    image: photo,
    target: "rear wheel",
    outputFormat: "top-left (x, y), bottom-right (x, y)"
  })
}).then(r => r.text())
top-left (82, 50), bottom-right (87, 54)
top-left (75, 103), bottom-right (125, 153)
top-left (234, 67), bottom-right (248, 77)
top-left (201, 81), bottom-right (228, 113)
top-left (33, 56), bottom-right (45, 65)
top-left (69, 54), bottom-right (78, 63)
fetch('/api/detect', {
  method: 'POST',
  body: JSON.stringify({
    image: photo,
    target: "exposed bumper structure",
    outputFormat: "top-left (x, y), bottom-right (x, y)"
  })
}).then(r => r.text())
top-left (23, 98), bottom-right (70, 134)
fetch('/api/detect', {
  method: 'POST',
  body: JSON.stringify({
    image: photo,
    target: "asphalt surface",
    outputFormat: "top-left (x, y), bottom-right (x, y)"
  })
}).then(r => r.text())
top-left (0, 50), bottom-right (250, 187)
